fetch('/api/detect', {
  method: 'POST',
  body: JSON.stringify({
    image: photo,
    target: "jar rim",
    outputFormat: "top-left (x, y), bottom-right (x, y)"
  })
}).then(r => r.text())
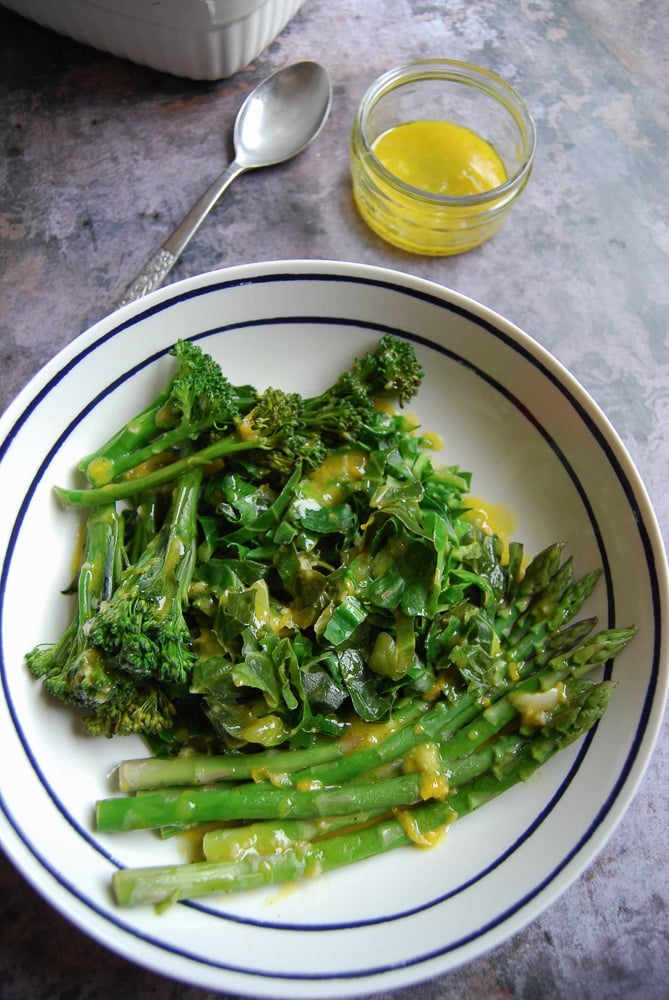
top-left (354, 58), bottom-right (537, 207)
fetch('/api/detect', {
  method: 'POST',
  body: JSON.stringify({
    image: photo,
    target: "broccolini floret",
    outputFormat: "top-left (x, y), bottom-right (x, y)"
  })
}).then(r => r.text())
top-left (79, 339), bottom-right (250, 486)
top-left (351, 333), bottom-right (424, 406)
top-left (87, 466), bottom-right (202, 685)
top-left (237, 386), bottom-right (327, 475)
top-left (55, 387), bottom-right (328, 507)
top-left (298, 335), bottom-right (424, 441)
top-left (26, 503), bottom-right (178, 736)
top-left (55, 335), bottom-right (425, 508)
top-left (26, 502), bottom-right (120, 687)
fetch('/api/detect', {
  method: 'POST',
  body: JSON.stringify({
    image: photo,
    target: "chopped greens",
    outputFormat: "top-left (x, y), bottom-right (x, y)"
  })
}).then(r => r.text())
top-left (26, 336), bottom-right (636, 908)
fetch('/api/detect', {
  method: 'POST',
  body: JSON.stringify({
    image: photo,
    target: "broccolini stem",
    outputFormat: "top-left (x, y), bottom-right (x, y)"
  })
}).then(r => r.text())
top-left (55, 435), bottom-right (269, 507)
top-left (78, 385), bottom-right (174, 484)
top-left (79, 502), bottom-right (122, 612)
top-left (84, 423), bottom-right (209, 486)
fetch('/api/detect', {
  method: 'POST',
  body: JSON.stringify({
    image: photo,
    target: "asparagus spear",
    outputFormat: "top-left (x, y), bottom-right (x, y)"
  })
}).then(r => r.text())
top-left (494, 541), bottom-right (567, 638)
top-left (200, 731), bottom-right (531, 864)
top-left (202, 811), bottom-right (385, 862)
top-left (118, 741), bottom-right (344, 792)
top-left (437, 626), bottom-right (636, 764)
top-left (97, 770), bottom-right (447, 833)
top-left (111, 681), bottom-right (614, 908)
top-left (117, 695), bottom-right (429, 791)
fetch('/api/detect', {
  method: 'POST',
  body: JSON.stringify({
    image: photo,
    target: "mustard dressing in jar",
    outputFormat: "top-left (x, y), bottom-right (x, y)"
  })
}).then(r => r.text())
top-left (373, 119), bottom-right (507, 198)
top-left (350, 60), bottom-right (536, 256)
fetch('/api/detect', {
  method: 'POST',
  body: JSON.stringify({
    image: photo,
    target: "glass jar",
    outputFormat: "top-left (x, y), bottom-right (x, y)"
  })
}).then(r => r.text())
top-left (350, 59), bottom-right (536, 256)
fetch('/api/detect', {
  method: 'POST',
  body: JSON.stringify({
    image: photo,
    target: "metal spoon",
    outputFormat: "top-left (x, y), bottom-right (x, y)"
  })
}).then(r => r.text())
top-left (117, 60), bottom-right (332, 308)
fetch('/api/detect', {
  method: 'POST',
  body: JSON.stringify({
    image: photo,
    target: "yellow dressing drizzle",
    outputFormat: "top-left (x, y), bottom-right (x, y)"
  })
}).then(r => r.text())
top-left (402, 742), bottom-right (449, 801)
top-left (304, 450), bottom-right (367, 505)
top-left (394, 808), bottom-right (453, 848)
top-left (421, 429), bottom-right (444, 450)
top-left (464, 494), bottom-right (518, 559)
top-left (373, 120), bottom-right (507, 197)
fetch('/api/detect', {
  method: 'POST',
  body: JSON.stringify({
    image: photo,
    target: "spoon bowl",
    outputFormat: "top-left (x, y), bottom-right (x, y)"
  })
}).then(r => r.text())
top-left (234, 60), bottom-right (332, 168)
top-left (118, 61), bottom-right (332, 307)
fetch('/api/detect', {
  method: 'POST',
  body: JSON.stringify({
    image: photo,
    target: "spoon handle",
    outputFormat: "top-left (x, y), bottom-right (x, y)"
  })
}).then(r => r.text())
top-left (116, 248), bottom-right (179, 308)
top-left (117, 160), bottom-right (246, 308)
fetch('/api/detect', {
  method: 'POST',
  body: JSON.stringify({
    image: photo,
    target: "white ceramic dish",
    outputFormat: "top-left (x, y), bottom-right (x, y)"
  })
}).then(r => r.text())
top-left (1, 0), bottom-right (308, 80)
top-left (1, 260), bottom-right (667, 998)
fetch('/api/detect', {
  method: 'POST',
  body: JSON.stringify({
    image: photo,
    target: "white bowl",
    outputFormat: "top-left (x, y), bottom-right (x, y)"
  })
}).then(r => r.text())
top-left (1, 0), bottom-right (308, 79)
top-left (0, 260), bottom-right (667, 998)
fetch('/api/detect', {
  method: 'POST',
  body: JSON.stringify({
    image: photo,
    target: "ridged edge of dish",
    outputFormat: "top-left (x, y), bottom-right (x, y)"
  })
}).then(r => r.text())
top-left (2, 0), bottom-right (308, 79)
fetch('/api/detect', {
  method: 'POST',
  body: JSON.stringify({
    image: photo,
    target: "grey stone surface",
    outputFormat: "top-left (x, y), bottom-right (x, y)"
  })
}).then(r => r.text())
top-left (1, 1), bottom-right (667, 997)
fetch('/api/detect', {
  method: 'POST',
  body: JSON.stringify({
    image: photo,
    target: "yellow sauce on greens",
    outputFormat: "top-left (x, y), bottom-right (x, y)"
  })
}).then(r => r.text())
top-left (464, 495), bottom-right (518, 560)
top-left (304, 450), bottom-right (367, 505)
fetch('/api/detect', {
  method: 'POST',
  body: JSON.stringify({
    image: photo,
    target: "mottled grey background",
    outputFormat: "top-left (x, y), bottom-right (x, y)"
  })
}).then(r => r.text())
top-left (1, 1), bottom-right (667, 998)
